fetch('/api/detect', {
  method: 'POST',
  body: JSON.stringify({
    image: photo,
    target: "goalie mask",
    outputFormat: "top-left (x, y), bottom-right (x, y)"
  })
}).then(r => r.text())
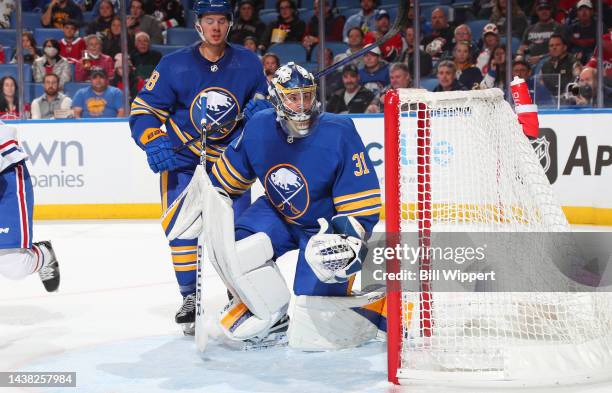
top-left (268, 62), bottom-right (320, 140)
top-left (193, 0), bottom-right (233, 42)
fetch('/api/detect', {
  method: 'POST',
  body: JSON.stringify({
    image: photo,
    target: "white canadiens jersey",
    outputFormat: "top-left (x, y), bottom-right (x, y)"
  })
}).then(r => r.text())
top-left (0, 124), bottom-right (28, 174)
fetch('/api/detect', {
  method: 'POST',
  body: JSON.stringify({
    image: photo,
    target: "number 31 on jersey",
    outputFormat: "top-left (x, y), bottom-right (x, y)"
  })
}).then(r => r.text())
top-left (353, 152), bottom-right (370, 177)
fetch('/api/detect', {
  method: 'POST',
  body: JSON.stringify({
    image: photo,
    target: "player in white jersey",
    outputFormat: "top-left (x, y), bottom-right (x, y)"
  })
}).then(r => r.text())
top-left (0, 122), bottom-right (60, 291)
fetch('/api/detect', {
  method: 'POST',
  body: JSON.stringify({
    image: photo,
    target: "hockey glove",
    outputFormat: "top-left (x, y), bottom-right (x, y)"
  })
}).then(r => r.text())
top-left (243, 97), bottom-right (273, 122)
top-left (140, 128), bottom-right (178, 173)
top-left (305, 216), bottom-right (367, 284)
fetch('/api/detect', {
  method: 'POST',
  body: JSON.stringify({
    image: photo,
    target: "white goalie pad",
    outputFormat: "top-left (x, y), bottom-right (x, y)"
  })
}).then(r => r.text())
top-left (288, 292), bottom-right (384, 350)
top-left (165, 165), bottom-right (206, 241)
top-left (202, 179), bottom-right (290, 340)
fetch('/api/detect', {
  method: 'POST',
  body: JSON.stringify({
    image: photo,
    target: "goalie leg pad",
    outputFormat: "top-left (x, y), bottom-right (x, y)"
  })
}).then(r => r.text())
top-left (288, 292), bottom-right (384, 350)
top-left (164, 165), bottom-right (205, 241)
top-left (233, 233), bottom-right (290, 321)
top-left (216, 233), bottom-right (291, 340)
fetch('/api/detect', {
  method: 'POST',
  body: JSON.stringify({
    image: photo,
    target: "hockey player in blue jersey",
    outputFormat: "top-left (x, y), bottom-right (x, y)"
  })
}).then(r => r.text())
top-left (128, 0), bottom-right (269, 334)
top-left (0, 122), bottom-right (60, 292)
top-left (171, 63), bottom-right (386, 349)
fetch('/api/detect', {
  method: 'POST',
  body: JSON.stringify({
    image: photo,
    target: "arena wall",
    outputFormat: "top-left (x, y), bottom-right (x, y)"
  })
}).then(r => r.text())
top-left (7, 110), bottom-right (612, 225)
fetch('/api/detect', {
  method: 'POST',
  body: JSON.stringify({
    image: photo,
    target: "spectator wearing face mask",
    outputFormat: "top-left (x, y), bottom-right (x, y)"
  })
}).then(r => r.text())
top-left (33, 39), bottom-right (72, 89)
top-left (75, 34), bottom-right (114, 82)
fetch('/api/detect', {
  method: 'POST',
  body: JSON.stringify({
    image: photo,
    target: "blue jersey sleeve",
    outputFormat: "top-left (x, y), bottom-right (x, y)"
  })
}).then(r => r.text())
top-left (210, 131), bottom-right (257, 198)
top-left (332, 119), bottom-right (381, 233)
top-left (129, 56), bottom-right (175, 148)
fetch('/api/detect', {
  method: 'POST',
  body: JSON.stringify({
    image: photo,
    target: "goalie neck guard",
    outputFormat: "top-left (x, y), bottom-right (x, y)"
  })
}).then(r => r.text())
top-left (268, 62), bottom-right (320, 141)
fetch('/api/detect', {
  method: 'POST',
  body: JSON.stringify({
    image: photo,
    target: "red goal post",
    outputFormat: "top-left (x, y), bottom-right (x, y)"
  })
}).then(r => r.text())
top-left (383, 88), bottom-right (612, 387)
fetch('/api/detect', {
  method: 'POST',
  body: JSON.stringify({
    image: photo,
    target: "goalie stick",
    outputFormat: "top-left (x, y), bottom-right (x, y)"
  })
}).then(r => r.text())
top-left (195, 92), bottom-right (208, 352)
top-left (313, 0), bottom-right (410, 79)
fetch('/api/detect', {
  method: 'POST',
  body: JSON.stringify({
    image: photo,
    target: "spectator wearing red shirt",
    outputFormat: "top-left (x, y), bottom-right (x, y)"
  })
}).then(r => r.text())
top-left (75, 34), bottom-right (114, 82)
top-left (60, 19), bottom-right (86, 62)
top-left (302, 0), bottom-right (346, 53)
top-left (363, 9), bottom-right (402, 62)
top-left (586, 32), bottom-right (612, 79)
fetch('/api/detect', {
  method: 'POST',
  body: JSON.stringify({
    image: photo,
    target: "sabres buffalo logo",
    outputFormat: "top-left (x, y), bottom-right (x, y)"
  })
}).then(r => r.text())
top-left (264, 164), bottom-right (310, 220)
top-left (189, 87), bottom-right (240, 141)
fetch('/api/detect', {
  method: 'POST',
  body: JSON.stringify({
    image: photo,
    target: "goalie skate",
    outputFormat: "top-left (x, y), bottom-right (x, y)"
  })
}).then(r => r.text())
top-left (224, 314), bottom-right (290, 351)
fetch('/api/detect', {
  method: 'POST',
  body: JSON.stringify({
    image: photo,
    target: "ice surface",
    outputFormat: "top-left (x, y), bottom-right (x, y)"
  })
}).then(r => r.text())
top-left (1, 221), bottom-right (611, 393)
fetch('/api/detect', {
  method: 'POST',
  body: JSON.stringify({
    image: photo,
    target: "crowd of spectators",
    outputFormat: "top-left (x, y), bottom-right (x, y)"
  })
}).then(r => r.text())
top-left (0, 0), bottom-right (610, 119)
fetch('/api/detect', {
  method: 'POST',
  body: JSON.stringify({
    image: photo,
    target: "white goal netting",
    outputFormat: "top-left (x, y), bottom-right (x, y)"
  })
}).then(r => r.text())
top-left (386, 88), bottom-right (612, 386)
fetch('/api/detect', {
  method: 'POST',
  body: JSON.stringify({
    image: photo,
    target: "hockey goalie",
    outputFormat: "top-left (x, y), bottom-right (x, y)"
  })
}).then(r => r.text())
top-left (165, 62), bottom-right (386, 350)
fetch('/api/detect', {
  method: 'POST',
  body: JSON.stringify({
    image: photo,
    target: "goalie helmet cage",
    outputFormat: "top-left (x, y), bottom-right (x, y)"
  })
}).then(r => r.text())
top-left (383, 88), bottom-right (612, 387)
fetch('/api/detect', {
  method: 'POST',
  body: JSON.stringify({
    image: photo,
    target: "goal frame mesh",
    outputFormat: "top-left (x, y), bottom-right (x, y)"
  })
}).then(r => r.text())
top-left (383, 88), bottom-right (612, 387)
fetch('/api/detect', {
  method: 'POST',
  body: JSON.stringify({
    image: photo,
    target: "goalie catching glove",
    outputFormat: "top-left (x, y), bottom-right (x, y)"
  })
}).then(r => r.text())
top-left (305, 215), bottom-right (367, 284)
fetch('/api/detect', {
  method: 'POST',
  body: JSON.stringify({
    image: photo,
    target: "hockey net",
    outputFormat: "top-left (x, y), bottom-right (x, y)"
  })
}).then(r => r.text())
top-left (383, 88), bottom-right (612, 386)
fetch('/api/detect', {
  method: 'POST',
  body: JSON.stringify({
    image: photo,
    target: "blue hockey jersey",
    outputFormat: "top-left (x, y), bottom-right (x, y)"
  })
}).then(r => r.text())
top-left (210, 109), bottom-right (381, 232)
top-left (129, 43), bottom-right (268, 169)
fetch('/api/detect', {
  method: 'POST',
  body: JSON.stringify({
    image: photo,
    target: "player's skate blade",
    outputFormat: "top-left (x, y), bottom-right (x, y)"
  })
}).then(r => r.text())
top-left (175, 293), bottom-right (196, 336)
top-left (36, 241), bottom-right (60, 292)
